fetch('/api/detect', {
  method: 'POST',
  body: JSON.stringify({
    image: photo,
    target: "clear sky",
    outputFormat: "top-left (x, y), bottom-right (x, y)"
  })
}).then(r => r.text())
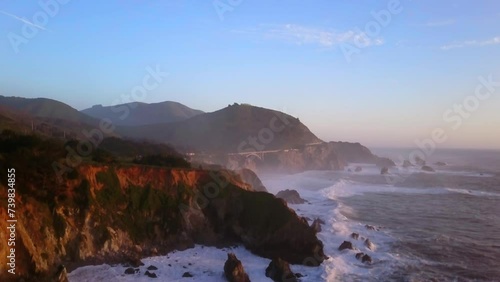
top-left (1, 0), bottom-right (499, 149)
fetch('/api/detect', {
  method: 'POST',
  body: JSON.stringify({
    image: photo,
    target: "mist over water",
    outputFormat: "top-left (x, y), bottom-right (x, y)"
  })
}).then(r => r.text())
top-left (335, 149), bottom-right (500, 281)
top-left (69, 149), bottom-right (500, 281)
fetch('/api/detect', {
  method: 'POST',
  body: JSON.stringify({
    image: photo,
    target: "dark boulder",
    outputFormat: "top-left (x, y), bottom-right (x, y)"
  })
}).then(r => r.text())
top-left (276, 189), bottom-right (306, 204)
top-left (147, 265), bottom-right (158, 271)
top-left (224, 253), bottom-right (250, 282)
top-left (435, 161), bottom-right (447, 166)
top-left (380, 167), bottom-right (389, 175)
top-left (355, 253), bottom-right (372, 264)
top-left (362, 254), bottom-right (372, 264)
top-left (421, 165), bottom-right (435, 172)
top-left (182, 272), bottom-right (193, 278)
top-left (265, 258), bottom-right (297, 282)
top-left (365, 225), bottom-right (378, 231)
top-left (354, 166), bottom-right (363, 172)
top-left (124, 267), bottom-right (136, 275)
top-left (338, 241), bottom-right (354, 251)
top-left (145, 271), bottom-right (158, 278)
top-left (350, 233), bottom-right (359, 240)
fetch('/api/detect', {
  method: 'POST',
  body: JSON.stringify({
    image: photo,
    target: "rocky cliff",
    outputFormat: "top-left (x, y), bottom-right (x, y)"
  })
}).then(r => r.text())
top-left (0, 165), bottom-right (324, 281)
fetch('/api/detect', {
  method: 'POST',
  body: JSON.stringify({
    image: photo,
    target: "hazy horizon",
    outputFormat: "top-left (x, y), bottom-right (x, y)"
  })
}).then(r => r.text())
top-left (1, 1), bottom-right (499, 150)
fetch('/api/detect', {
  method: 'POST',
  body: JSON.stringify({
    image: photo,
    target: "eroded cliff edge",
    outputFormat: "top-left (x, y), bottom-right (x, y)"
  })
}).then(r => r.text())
top-left (0, 165), bottom-right (324, 281)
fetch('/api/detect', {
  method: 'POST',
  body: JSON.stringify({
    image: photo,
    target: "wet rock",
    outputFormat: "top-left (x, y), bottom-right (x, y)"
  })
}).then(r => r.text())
top-left (380, 167), bottom-right (389, 175)
top-left (350, 233), bottom-right (359, 240)
top-left (147, 265), bottom-right (158, 271)
top-left (124, 267), bottom-right (136, 275)
top-left (276, 189), bottom-right (306, 204)
top-left (54, 265), bottom-right (69, 282)
top-left (364, 239), bottom-right (375, 250)
top-left (365, 225), bottom-right (378, 231)
top-left (434, 162), bottom-right (447, 166)
top-left (224, 253), bottom-right (250, 282)
top-left (355, 253), bottom-right (372, 264)
top-left (355, 166), bottom-right (363, 172)
top-left (338, 241), bottom-right (354, 251)
top-left (421, 165), bottom-right (435, 172)
top-left (362, 254), bottom-right (372, 264)
top-left (182, 272), bottom-right (193, 278)
top-left (311, 218), bottom-right (323, 233)
top-left (265, 258), bottom-right (298, 282)
top-left (145, 271), bottom-right (157, 278)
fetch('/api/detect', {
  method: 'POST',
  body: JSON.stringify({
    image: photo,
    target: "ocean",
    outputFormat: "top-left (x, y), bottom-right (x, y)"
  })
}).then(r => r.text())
top-left (68, 149), bottom-right (500, 281)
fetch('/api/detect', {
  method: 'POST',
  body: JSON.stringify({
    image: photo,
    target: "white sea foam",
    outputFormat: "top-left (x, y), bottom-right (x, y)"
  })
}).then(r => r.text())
top-left (69, 169), bottom-right (496, 281)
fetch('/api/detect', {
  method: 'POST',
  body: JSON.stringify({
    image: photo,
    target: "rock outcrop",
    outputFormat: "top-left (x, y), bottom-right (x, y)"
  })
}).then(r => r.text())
top-left (421, 165), bottom-right (435, 172)
top-left (265, 258), bottom-right (297, 282)
top-left (381, 167), bottom-right (389, 175)
top-left (0, 165), bottom-right (325, 280)
top-left (224, 253), bottom-right (250, 282)
top-left (338, 241), bottom-right (355, 251)
top-left (276, 189), bottom-right (307, 204)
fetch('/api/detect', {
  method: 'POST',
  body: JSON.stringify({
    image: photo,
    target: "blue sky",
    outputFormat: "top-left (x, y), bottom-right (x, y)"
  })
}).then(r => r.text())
top-left (1, 0), bottom-right (499, 149)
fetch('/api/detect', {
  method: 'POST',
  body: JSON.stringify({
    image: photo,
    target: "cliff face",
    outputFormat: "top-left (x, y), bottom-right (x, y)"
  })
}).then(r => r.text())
top-left (0, 165), bottom-right (323, 281)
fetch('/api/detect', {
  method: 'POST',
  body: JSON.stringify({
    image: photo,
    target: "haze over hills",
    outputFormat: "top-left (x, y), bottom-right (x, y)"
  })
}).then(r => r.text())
top-left (118, 103), bottom-right (323, 153)
top-left (82, 101), bottom-right (204, 126)
top-left (0, 96), bottom-right (394, 171)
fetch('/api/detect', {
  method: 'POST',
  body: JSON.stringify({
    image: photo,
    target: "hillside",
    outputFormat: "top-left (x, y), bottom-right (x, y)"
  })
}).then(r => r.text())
top-left (82, 101), bottom-right (204, 126)
top-left (119, 103), bottom-right (323, 153)
top-left (0, 96), bottom-right (98, 125)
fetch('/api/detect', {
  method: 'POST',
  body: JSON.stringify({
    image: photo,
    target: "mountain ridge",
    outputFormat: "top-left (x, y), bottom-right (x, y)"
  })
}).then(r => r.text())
top-left (81, 101), bottom-right (204, 126)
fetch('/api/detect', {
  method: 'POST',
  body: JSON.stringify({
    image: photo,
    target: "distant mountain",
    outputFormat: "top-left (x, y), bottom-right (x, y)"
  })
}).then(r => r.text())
top-left (0, 95), bottom-right (98, 125)
top-left (81, 101), bottom-right (204, 126)
top-left (118, 103), bottom-right (323, 153)
top-left (0, 96), bottom-right (106, 139)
